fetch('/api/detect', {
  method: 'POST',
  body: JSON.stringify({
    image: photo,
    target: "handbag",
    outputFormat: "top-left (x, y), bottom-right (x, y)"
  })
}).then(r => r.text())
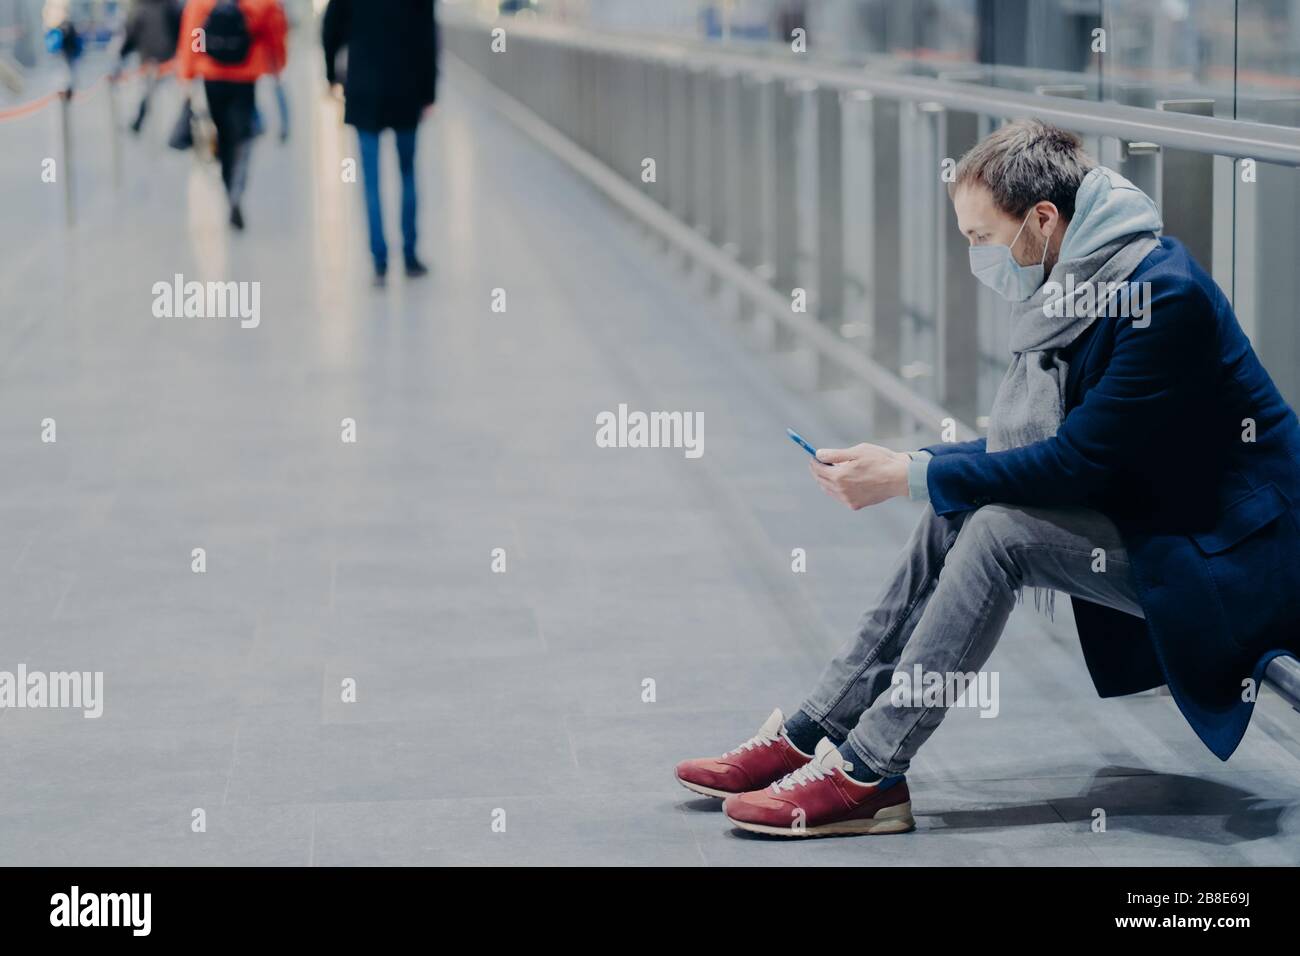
top-left (166, 97), bottom-right (194, 150)
top-left (167, 93), bottom-right (219, 162)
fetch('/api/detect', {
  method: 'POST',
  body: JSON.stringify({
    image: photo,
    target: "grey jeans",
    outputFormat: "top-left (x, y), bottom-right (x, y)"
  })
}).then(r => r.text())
top-left (799, 503), bottom-right (1145, 777)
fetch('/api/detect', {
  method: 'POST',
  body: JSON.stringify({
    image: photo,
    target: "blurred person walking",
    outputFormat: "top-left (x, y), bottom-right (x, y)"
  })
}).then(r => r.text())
top-left (250, 0), bottom-right (292, 142)
top-left (272, 0), bottom-right (291, 141)
top-left (174, 0), bottom-right (288, 230)
top-left (321, 0), bottom-right (439, 286)
top-left (117, 0), bottom-right (182, 133)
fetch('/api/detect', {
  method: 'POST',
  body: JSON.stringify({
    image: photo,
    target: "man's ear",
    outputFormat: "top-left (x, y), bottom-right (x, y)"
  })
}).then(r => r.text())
top-left (1034, 200), bottom-right (1060, 235)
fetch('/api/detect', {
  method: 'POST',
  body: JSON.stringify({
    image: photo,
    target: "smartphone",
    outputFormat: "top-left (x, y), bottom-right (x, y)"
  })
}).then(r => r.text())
top-left (787, 428), bottom-right (827, 464)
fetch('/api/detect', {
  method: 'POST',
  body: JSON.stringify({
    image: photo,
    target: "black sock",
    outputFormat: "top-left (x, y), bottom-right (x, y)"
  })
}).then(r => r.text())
top-left (784, 709), bottom-right (841, 755)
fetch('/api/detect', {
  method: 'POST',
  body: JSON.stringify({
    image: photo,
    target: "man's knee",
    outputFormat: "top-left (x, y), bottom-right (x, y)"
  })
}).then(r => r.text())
top-left (950, 504), bottom-right (1026, 578)
top-left (966, 503), bottom-right (1021, 531)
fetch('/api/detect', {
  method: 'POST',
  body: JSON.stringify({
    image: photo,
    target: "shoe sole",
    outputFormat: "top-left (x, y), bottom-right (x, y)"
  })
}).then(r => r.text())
top-left (675, 774), bottom-right (741, 800)
top-left (726, 801), bottom-right (915, 837)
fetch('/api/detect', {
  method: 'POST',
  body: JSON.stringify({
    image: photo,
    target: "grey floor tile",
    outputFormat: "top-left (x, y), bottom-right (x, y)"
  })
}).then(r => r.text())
top-left (0, 803), bottom-right (314, 867)
top-left (312, 794), bottom-right (702, 866)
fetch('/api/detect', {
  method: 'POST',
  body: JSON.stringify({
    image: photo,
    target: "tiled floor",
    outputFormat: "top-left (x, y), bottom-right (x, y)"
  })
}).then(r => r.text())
top-left (0, 54), bottom-right (1297, 866)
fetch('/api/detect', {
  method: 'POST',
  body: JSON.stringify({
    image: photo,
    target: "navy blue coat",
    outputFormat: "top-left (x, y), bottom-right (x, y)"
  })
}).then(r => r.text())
top-left (322, 0), bottom-right (438, 132)
top-left (924, 237), bottom-right (1300, 760)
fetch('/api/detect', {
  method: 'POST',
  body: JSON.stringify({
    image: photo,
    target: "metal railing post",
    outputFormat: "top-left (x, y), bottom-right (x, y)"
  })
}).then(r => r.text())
top-left (1120, 141), bottom-right (1161, 202)
top-left (59, 89), bottom-right (74, 226)
top-left (737, 73), bottom-right (763, 272)
top-left (769, 79), bottom-right (800, 350)
top-left (689, 64), bottom-right (712, 238)
top-left (1249, 101), bottom-right (1300, 406)
top-left (871, 96), bottom-right (904, 437)
top-left (842, 90), bottom-right (903, 435)
top-left (752, 74), bottom-right (775, 283)
top-left (937, 105), bottom-right (981, 429)
top-left (1157, 98), bottom-right (1216, 271)
top-left (669, 61), bottom-right (691, 223)
top-left (705, 68), bottom-right (733, 295)
top-left (723, 69), bottom-right (744, 260)
top-left (815, 86), bottom-right (843, 327)
top-left (813, 85), bottom-right (845, 387)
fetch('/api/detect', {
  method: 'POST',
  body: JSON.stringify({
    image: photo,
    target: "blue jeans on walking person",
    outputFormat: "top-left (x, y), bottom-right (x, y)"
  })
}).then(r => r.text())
top-left (357, 127), bottom-right (418, 272)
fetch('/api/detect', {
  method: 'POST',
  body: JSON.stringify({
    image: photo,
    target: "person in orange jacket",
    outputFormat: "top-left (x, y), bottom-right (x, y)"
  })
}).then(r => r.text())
top-left (174, 0), bottom-right (288, 229)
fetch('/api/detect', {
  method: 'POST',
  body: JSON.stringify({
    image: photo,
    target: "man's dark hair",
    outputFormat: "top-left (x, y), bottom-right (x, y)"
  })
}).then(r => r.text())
top-left (948, 119), bottom-right (1096, 222)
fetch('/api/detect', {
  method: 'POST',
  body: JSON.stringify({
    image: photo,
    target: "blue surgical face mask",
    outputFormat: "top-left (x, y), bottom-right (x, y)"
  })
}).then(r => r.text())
top-left (968, 210), bottom-right (1048, 302)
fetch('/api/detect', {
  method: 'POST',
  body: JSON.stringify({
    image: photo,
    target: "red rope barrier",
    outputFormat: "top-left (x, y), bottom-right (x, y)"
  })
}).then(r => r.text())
top-left (0, 90), bottom-right (57, 121)
top-left (0, 57), bottom-right (176, 121)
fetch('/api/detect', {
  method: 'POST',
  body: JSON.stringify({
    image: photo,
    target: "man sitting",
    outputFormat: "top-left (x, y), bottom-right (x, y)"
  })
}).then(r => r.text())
top-left (676, 120), bottom-right (1300, 838)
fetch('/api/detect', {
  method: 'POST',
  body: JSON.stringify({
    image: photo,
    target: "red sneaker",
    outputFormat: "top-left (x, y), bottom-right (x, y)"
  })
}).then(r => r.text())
top-left (675, 709), bottom-right (814, 798)
top-left (723, 738), bottom-right (915, 836)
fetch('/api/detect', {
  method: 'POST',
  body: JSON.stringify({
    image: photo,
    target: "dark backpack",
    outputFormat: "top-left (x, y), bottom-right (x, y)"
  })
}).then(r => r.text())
top-left (202, 0), bottom-right (251, 65)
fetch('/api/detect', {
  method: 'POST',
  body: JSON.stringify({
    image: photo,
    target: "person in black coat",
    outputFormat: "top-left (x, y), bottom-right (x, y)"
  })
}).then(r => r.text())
top-left (322, 0), bottom-right (439, 285)
top-left (117, 0), bottom-right (182, 133)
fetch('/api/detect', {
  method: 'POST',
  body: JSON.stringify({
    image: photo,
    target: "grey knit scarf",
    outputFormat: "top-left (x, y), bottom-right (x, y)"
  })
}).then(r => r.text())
top-left (987, 232), bottom-right (1158, 453)
top-left (987, 230), bottom-right (1158, 617)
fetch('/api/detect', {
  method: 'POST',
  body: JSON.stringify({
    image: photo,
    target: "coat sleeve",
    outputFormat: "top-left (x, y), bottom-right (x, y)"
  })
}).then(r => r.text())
top-left (321, 0), bottom-right (350, 86)
top-left (921, 437), bottom-right (987, 458)
top-left (926, 276), bottom-right (1216, 515)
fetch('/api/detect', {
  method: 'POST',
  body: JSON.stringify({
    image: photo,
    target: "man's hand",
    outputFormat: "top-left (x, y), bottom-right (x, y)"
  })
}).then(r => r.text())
top-left (809, 443), bottom-right (911, 510)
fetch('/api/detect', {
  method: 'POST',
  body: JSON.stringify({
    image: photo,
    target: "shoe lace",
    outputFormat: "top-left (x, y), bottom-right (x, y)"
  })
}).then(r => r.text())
top-left (725, 729), bottom-right (779, 756)
top-left (772, 760), bottom-right (832, 792)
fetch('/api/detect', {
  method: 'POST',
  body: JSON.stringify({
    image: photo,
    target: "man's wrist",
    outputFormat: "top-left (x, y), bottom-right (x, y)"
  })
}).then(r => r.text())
top-left (905, 450), bottom-right (933, 502)
top-left (891, 451), bottom-right (912, 499)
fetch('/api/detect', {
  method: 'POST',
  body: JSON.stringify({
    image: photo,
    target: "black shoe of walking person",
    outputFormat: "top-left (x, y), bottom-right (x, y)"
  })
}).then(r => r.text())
top-left (404, 256), bottom-right (429, 278)
top-left (230, 205), bottom-right (245, 231)
top-left (372, 264), bottom-right (388, 288)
